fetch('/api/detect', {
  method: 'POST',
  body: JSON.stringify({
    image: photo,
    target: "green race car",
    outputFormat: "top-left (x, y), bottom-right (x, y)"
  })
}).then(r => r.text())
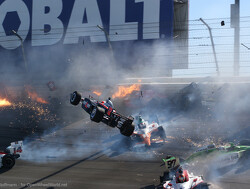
top-left (185, 140), bottom-right (250, 164)
top-left (161, 140), bottom-right (250, 177)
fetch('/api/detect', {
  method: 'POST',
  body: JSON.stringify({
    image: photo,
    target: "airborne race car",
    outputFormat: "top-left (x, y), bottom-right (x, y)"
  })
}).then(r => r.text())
top-left (160, 156), bottom-right (209, 189)
top-left (128, 115), bottom-right (166, 149)
top-left (70, 91), bottom-right (135, 136)
top-left (0, 141), bottom-right (23, 169)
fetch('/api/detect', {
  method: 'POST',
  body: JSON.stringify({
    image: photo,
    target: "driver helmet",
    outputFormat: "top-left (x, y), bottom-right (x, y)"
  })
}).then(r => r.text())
top-left (177, 167), bottom-right (185, 183)
top-left (138, 116), bottom-right (146, 129)
top-left (106, 97), bottom-right (113, 108)
top-left (178, 175), bottom-right (185, 183)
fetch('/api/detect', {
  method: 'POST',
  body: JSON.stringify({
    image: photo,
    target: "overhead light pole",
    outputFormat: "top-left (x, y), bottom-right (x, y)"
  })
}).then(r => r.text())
top-left (200, 18), bottom-right (220, 76)
top-left (12, 30), bottom-right (28, 72)
top-left (97, 25), bottom-right (115, 62)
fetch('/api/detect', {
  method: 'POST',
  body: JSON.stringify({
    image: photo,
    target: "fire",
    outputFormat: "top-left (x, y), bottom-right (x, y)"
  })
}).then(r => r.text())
top-left (112, 84), bottom-right (141, 99)
top-left (93, 91), bottom-right (102, 96)
top-left (25, 86), bottom-right (48, 104)
top-left (27, 91), bottom-right (48, 104)
top-left (0, 98), bottom-right (11, 107)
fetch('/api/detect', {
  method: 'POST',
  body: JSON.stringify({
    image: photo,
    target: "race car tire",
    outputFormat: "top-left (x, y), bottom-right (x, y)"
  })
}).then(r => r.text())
top-left (2, 154), bottom-right (15, 169)
top-left (239, 139), bottom-right (250, 145)
top-left (157, 126), bottom-right (166, 140)
top-left (120, 123), bottom-right (135, 137)
top-left (70, 91), bottom-right (81, 105)
top-left (90, 106), bottom-right (105, 123)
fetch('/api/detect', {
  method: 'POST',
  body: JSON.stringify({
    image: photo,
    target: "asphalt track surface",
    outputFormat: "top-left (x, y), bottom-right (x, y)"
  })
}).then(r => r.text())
top-left (0, 118), bottom-right (250, 189)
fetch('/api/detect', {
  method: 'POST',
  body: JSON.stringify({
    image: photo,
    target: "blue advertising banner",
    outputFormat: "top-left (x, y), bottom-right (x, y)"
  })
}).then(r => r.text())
top-left (0, 0), bottom-right (173, 50)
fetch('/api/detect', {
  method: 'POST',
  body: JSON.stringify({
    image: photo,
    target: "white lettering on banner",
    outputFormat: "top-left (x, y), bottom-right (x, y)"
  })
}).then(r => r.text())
top-left (109, 0), bottom-right (138, 41)
top-left (64, 0), bottom-right (106, 44)
top-left (0, 0), bottom-right (29, 50)
top-left (135, 0), bottom-right (160, 39)
top-left (0, 0), bottom-right (168, 49)
top-left (32, 0), bottom-right (64, 46)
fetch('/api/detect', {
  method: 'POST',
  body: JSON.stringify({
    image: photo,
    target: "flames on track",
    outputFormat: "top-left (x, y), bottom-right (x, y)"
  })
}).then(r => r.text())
top-left (25, 85), bottom-right (48, 104)
top-left (112, 84), bottom-right (141, 99)
top-left (0, 98), bottom-right (11, 107)
top-left (0, 85), bottom-right (60, 133)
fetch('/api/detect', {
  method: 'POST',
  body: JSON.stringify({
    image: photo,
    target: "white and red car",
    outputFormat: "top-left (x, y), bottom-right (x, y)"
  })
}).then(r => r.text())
top-left (129, 116), bottom-right (166, 148)
top-left (0, 141), bottom-right (23, 169)
top-left (161, 156), bottom-right (209, 189)
top-left (163, 171), bottom-right (206, 189)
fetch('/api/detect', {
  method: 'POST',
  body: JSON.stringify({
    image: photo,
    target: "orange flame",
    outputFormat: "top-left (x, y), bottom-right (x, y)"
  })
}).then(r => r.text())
top-left (27, 91), bottom-right (48, 104)
top-left (93, 91), bottom-right (102, 96)
top-left (112, 84), bottom-right (141, 99)
top-left (0, 98), bottom-right (11, 107)
top-left (25, 86), bottom-right (48, 104)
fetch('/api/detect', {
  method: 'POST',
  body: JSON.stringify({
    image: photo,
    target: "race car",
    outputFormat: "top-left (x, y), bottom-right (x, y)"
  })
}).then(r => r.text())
top-left (0, 141), bottom-right (23, 169)
top-left (70, 91), bottom-right (135, 136)
top-left (160, 156), bottom-right (209, 189)
top-left (185, 141), bottom-right (250, 166)
top-left (128, 115), bottom-right (166, 148)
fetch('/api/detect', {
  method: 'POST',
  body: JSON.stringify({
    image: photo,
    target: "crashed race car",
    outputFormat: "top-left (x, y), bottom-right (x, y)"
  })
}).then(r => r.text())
top-left (184, 140), bottom-right (250, 167)
top-left (70, 91), bottom-right (135, 136)
top-left (128, 115), bottom-right (166, 149)
top-left (160, 156), bottom-right (209, 189)
top-left (0, 141), bottom-right (23, 169)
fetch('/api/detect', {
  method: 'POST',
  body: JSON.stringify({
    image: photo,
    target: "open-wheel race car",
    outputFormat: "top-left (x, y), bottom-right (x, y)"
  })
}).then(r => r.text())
top-left (70, 91), bottom-right (135, 136)
top-left (184, 140), bottom-right (250, 169)
top-left (159, 156), bottom-right (209, 189)
top-left (0, 141), bottom-right (23, 169)
top-left (128, 115), bottom-right (166, 149)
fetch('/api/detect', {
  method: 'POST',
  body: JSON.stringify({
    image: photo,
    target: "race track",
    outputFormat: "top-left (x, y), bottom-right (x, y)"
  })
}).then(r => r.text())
top-left (0, 118), bottom-right (250, 189)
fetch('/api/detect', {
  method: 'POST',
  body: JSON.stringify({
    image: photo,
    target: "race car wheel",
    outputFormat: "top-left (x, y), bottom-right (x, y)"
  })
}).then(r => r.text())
top-left (2, 154), bottom-right (15, 169)
top-left (157, 126), bottom-right (166, 140)
top-left (90, 106), bottom-right (105, 123)
top-left (120, 122), bottom-right (135, 137)
top-left (70, 91), bottom-right (81, 105)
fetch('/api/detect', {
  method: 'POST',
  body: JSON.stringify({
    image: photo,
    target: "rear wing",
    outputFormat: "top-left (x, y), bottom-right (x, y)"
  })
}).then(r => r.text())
top-left (162, 156), bottom-right (180, 173)
top-left (6, 141), bottom-right (23, 155)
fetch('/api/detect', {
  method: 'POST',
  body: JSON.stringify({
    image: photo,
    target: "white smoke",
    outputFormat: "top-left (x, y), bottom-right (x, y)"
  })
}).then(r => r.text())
top-left (21, 118), bottom-right (158, 163)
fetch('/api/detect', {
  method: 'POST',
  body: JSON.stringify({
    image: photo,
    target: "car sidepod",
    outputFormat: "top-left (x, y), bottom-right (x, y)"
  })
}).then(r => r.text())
top-left (82, 98), bottom-right (94, 114)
